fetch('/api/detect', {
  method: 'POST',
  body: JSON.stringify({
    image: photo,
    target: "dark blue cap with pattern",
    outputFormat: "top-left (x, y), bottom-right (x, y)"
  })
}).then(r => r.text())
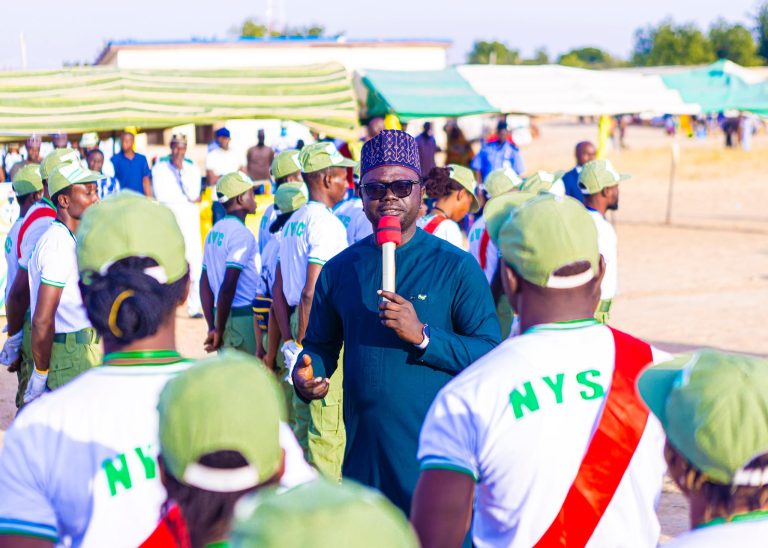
top-left (360, 129), bottom-right (421, 179)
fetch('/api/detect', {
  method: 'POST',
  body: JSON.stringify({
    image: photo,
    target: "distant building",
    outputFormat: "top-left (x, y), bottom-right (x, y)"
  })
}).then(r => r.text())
top-left (95, 37), bottom-right (450, 72)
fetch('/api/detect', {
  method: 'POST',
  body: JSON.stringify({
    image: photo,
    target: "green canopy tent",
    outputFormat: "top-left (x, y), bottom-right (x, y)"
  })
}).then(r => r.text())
top-left (360, 68), bottom-right (497, 121)
top-left (661, 59), bottom-right (768, 114)
top-left (0, 63), bottom-right (360, 140)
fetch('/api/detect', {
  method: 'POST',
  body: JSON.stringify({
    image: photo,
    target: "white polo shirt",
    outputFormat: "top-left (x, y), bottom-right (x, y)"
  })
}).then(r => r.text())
top-left (28, 221), bottom-right (91, 333)
top-left (205, 148), bottom-right (242, 177)
top-left (18, 199), bottom-right (56, 271)
top-left (278, 201), bottom-right (347, 307)
top-left (588, 209), bottom-right (618, 300)
top-left (467, 216), bottom-right (498, 284)
top-left (418, 320), bottom-right (669, 548)
top-left (417, 213), bottom-right (466, 250)
top-left (258, 235), bottom-right (280, 297)
top-left (258, 203), bottom-right (278, 254)
top-left (4, 215), bottom-right (23, 302)
top-left (202, 216), bottom-right (261, 308)
top-left (151, 159), bottom-right (201, 206)
top-left (333, 197), bottom-right (373, 245)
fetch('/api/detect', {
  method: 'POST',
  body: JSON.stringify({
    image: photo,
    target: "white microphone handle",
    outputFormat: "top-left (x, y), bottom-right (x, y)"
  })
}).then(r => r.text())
top-left (382, 241), bottom-right (396, 299)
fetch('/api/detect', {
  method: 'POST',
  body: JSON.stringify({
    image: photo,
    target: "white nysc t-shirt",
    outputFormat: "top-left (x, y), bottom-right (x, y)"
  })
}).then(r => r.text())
top-left (202, 216), bottom-right (261, 308)
top-left (4, 215), bottom-right (23, 302)
top-left (17, 200), bottom-right (56, 271)
top-left (664, 518), bottom-right (768, 547)
top-left (467, 216), bottom-right (498, 284)
top-left (333, 197), bottom-right (373, 245)
top-left (28, 221), bottom-right (92, 333)
top-left (588, 209), bottom-right (618, 300)
top-left (417, 213), bottom-right (467, 250)
top-left (418, 320), bottom-right (669, 548)
top-left (278, 201), bottom-right (347, 307)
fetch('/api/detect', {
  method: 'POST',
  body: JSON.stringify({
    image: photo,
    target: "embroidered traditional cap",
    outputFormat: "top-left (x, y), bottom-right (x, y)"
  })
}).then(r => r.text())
top-left (271, 149), bottom-right (302, 180)
top-left (638, 350), bottom-right (768, 485)
top-left (171, 134), bottom-right (188, 145)
top-left (360, 129), bottom-right (421, 179)
top-left (231, 478), bottom-right (419, 547)
top-left (484, 168), bottom-right (521, 198)
top-left (158, 351), bottom-right (285, 492)
top-left (77, 191), bottom-right (188, 285)
top-left (485, 193), bottom-right (600, 289)
top-left (12, 164), bottom-right (43, 196)
top-left (578, 159), bottom-right (630, 195)
top-left (274, 182), bottom-right (308, 213)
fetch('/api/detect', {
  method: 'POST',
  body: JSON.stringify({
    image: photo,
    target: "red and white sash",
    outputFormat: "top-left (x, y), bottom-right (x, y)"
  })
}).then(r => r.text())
top-left (17, 206), bottom-right (56, 259)
top-left (535, 328), bottom-right (653, 547)
top-left (422, 215), bottom-right (446, 235)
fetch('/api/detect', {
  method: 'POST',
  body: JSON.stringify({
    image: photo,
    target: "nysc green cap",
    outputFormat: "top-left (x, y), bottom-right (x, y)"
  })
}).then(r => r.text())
top-left (40, 148), bottom-right (79, 180)
top-left (216, 171), bottom-right (255, 203)
top-left (231, 478), bottom-right (419, 548)
top-left (447, 163), bottom-right (479, 214)
top-left (485, 193), bottom-right (600, 288)
top-left (271, 149), bottom-right (302, 180)
top-left (275, 181), bottom-right (308, 213)
top-left (48, 161), bottom-right (102, 196)
top-left (484, 168), bottom-right (521, 199)
top-left (520, 170), bottom-right (566, 197)
top-left (638, 349), bottom-right (768, 485)
top-left (158, 351), bottom-right (285, 492)
top-left (578, 159), bottom-right (630, 195)
top-left (77, 191), bottom-right (188, 285)
top-left (12, 164), bottom-right (43, 196)
top-left (299, 142), bottom-right (356, 174)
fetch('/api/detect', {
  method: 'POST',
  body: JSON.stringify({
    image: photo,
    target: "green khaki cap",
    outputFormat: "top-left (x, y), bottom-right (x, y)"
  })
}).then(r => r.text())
top-left (48, 161), bottom-right (102, 196)
top-left (578, 159), bottom-right (630, 195)
top-left (638, 350), bottom-right (768, 485)
top-left (299, 142), bottom-right (356, 174)
top-left (12, 164), bottom-right (43, 196)
top-left (77, 191), bottom-right (188, 284)
top-left (484, 168), bottom-right (521, 198)
top-left (520, 170), bottom-right (566, 196)
top-left (158, 351), bottom-right (285, 492)
top-left (216, 171), bottom-right (254, 202)
top-left (447, 163), bottom-right (479, 214)
top-left (271, 149), bottom-right (302, 180)
top-left (231, 478), bottom-right (419, 547)
top-left (40, 148), bottom-right (79, 180)
top-left (488, 193), bottom-right (599, 288)
top-left (275, 181), bottom-right (308, 213)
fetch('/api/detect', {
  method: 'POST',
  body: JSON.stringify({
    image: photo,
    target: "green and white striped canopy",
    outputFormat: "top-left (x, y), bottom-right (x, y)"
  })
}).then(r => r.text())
top-left (0, 63), bottom-right (359, 140)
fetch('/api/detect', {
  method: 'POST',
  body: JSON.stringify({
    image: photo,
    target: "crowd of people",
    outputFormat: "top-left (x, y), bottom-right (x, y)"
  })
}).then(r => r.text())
top-left (0, 121), bottom-right (765, 548)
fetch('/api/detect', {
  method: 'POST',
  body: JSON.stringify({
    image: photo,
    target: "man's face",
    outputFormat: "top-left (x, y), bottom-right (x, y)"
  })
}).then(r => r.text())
top-left (497, 128), bottom-right (508, 142)
top-left (121, 133), bottom-right (134, 153)
top-left (360, 165), bottom-right (423, 233)
top-left (577, 144), bottom-right (596, 166)
top-left (27, 145), bottom-right (41, 162)
top-left (240, 187), bottom-right (257, 215)
top-left (171, 142), bottom-right (187, 162)
top-left (606, 185), bottom-right (619, 211)
top-left (87, 153), bottom-right (104, 173)
top-left (217, 136), bottom-right (230, 150)
top-left (327, 167), bottom-right (348, 206)
top-left (67, 183), bottom-right (100, 219)
top-left (52, 135), bottom-right (68, 148)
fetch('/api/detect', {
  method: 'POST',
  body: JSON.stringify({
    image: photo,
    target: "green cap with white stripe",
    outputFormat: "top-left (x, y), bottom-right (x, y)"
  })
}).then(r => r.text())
top-left (519, 170), bottom-right (566, 196)
top-left (271, 149), bottom-right (302, 180)
top-left (275, 182), bottom-right (308, 213)
top-left (578, 159), bottom-right (630, 195)
top-left (48, 161), bottom-right (102, 196)
top-left (483, 168), bottom-right (521, 198)
top-left (486, 193), bottom-right (600, 288)
top-left (299, 142), bottom-right (356, 174)
top-left (40, 148), bottom-right (80, 180)
top-left (158, 351), bottom-right (284, 492)
top-left (12, 164), bottom-right (43, 196)
top-left (216, 171), bottom-right (255, 203)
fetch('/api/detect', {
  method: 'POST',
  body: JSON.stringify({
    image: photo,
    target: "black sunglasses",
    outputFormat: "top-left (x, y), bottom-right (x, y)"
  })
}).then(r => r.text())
top-left (361, 179), bottom-right (421, 200)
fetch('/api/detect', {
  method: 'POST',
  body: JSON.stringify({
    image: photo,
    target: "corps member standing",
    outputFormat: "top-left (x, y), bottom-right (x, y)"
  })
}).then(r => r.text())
top-left (293, 130), bottom-right (500, 515)
top-left (413, 192), bottom-right (668, 547)
top-left (152, 134), bottom-right (203, 318)
top-left (200, 172), bottom-right (260, 355)
top-left (578, 159), bottom-right (629, 323)
top-left (417, 165), bottom-right (479, 250)
top-left (333, 165), bottom-right (374, 245)
top-left (0, 166), bottom-right (44, 373)
top-left (258, 149), bottom-right (303, 254)
top-left (24, 161), bottom-right (102, 403)
top-left (0, 192), bottom-right (193, 546)
top-left (272, 142), bottom-right (354, 480)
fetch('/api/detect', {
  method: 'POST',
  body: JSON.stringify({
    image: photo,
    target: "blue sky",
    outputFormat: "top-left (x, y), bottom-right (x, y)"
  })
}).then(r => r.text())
top-left (1, 0), bottom-right (759, 69)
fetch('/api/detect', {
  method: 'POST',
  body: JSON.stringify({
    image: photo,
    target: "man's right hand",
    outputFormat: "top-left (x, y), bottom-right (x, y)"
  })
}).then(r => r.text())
top-left (23, 368), bottom-right (48, 404)
top-left (293, 354), bottom-right (329, 400)
top-left (203, 330), bottom-right (221, 353)
top-left (0, 331), bottom-right (23, 368)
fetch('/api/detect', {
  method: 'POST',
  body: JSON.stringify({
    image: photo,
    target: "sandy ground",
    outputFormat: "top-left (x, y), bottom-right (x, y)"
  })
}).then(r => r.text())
top-left (1, 121), bottom-right (766, 542)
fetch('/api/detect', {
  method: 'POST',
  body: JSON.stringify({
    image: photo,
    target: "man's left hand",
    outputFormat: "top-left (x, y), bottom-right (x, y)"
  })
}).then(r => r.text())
top-left (378, 290), bottom-right (425, 345)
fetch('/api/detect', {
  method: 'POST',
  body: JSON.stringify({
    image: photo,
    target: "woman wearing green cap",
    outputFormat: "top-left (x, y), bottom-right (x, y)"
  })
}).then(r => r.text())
top-left (417, 165), bottom-right (479, 250)
top-left (0, 191), bottom-right (196, 546)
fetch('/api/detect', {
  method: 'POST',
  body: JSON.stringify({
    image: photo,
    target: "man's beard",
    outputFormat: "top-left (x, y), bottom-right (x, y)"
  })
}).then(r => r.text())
top-left (607, 200), bottom-right (619, 211)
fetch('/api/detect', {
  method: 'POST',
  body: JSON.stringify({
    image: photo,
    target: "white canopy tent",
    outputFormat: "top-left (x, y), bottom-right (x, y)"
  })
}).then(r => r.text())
top-left (457, 64), bottom-right (699, 116)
